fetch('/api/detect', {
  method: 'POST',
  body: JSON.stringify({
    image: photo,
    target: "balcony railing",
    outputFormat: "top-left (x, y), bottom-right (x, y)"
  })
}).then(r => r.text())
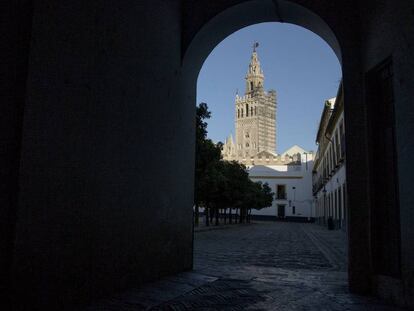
top-left (276, 193), bottom-right (287, 200)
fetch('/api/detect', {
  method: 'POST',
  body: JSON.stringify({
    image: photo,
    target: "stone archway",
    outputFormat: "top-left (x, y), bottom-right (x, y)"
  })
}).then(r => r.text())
top-left (181, 0), bottom-right (371, 296)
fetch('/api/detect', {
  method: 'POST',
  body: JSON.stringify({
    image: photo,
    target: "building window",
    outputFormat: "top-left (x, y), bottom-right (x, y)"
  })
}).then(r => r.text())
top-left (329, 144), bottom-right (333, 174)
top-left (245, 132), bottom-right (249, 138)
top-left (338, 187), bottom-right (342, 224)
top-left (342, 183), bottom-right (347, 222)
top-left (340, 121), bottom-right (345, 158)
top-left (250, 81), bottom-right (253, 91)
top-left (254, 106), bottom-right (257, 115)
top-left (246, 143), bottom-right (249, 148)
top-left (246, 104), bottom-right (249, 116)
top-left (292, 206), bottom-right (296, 214)
top-left (276, 185), bottom-right (286, 200)
top-left (336, 130), bottom-right (341, 163)
top-left (328, 148), bottom-right (332, 175)
top-left (251, 106), bottom-right (253, 116)
top-left (241, 109), bottom-right (244, 117)
top-left (237, 109), bottom-right (240, 118)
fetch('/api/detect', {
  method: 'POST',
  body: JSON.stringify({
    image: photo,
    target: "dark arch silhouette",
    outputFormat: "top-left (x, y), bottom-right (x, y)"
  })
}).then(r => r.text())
top-left (181, 0), bottom-right (371, 297)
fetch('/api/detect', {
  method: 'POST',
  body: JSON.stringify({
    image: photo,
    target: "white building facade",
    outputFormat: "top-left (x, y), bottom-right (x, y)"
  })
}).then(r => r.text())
top-left (312, 84), bottom-right (347, 230)
top-left (248, 146), bottom-right (314, 221)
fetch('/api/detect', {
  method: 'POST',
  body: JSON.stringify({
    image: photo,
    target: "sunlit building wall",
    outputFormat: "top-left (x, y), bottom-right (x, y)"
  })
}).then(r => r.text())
top-left (312, 84), bottom-right (347, 230)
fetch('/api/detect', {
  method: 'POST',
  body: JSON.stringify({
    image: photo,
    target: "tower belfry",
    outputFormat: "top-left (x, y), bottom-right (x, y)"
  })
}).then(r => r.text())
top-left (245, 43), bottom-right (264, 95)
top-left (222, 44), bottom-right (277, 164)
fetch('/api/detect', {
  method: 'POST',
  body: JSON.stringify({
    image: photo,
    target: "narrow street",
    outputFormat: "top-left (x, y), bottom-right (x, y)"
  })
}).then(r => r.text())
top-left (87, 222), bottom-right (404, 310)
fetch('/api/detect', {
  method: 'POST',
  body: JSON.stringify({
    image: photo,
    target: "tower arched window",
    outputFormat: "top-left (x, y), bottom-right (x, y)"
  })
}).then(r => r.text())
top-left (254, 106), bottom-right (257, 115)
top-left (251, 106), bottom-right (253, 116)
top-left (246, 104), bottom-right (249, 116)
top-left (250, 81), bottom-right (253, 91)
top-left (237, 109), bottom-right (240, 118)
top-left (241, 109), bottom-right (244, 117)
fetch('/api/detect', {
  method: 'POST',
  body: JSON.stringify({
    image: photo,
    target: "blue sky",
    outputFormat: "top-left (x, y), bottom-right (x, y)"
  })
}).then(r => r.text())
top-left (197, 22), bottom-right (342, 153)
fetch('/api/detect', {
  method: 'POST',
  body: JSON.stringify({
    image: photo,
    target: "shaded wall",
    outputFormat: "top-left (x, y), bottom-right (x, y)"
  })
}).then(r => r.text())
top-left (10, 1), bottom-right (194, 309)
top-left (359, 0), bottom-right (414, 305)
top-left (0, 0), bottom-right (33, 307)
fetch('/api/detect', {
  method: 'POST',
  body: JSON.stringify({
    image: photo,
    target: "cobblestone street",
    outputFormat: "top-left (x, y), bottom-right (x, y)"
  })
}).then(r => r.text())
top-left (87, 222), bottom-right (405, 310)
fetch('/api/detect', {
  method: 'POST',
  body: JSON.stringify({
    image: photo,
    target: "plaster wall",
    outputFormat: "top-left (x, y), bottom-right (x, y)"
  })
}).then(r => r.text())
top-left (0, 1), bottom-right (33, 306)
top-left (249, 157), bottom-right (314, 219)
top-left (314, 165), bottom-right (346, 223)
top-left (359, 0), bottom-right (414, 306)
top-left (11, 1), bottom-right (194, 309)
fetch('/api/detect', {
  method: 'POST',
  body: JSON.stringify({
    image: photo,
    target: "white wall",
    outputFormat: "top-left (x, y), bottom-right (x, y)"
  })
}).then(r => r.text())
top-left (313, 109), bottom-right (347, 229)
top-left (249, 152), bottom-right (314, 219)
top-left (314, 164), bottom-right (346, 226)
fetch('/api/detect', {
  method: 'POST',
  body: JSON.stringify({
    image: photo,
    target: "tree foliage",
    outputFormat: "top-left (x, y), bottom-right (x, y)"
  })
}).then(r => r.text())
top-left (194, 103), bottom-right (274, 226)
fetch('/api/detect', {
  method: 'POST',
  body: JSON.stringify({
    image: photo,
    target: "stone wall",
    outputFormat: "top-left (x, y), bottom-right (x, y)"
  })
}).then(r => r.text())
top-left (10, 1), bottom-right (194, 309)
top-left (0, 0), bottom-right (34, 307)
top-left (359, 0), bottom-right (414, 306)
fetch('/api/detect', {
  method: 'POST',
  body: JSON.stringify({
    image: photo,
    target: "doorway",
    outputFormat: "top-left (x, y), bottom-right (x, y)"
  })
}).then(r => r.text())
top-left (278, 204), bottom-right (286, 218)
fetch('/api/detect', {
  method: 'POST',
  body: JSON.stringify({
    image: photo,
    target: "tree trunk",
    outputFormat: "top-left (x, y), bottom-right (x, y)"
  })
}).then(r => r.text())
top-left (205, 207), bottom-right (210, 226)
top-left (229, 208), bottom-right (232, 224)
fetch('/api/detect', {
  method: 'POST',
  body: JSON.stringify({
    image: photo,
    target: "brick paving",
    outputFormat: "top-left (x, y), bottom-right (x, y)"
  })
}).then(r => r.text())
top-left (86, 222), bottom-right (405, 310)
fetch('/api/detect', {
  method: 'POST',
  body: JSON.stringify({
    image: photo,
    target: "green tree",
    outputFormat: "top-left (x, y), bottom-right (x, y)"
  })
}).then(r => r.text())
top-left (245, 181), bottom-right (274, 222)
top-left (194, 102), bottom-right (275, 226)
top-left (194, 103), bottom-right (222, 226)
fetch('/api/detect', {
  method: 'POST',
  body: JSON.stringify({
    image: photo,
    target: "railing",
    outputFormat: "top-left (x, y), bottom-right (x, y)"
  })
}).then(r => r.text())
top-left (312, 177), bottom-right (324, 195)
top-left (276, 193), bottom-right (287, 200)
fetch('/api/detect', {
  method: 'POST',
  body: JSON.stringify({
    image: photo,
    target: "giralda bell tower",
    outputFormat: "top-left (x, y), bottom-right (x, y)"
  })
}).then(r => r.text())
top-left (234, 43), bottom-right (277, 159)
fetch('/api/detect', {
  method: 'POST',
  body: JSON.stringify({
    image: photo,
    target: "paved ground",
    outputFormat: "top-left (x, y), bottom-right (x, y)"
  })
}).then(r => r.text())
top-left (87, 222), bottom-right (405, 310)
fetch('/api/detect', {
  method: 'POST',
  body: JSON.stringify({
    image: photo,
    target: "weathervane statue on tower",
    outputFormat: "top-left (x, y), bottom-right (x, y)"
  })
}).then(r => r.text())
top-left (253, 41), bottom-right (259, 52)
